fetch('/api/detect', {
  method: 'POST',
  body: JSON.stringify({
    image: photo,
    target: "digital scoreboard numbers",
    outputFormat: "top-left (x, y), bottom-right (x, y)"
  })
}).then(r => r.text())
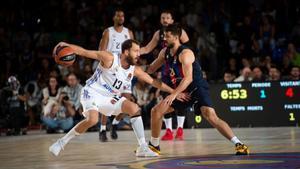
top-left (207, 81), bottom-right (300, 127)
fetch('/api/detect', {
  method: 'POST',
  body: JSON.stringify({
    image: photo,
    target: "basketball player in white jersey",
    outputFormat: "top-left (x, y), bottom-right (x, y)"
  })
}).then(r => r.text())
top-left (140, 10), bottom-right (190, 141)
top-left (98, 9), bottom-right (134, 142)
top-left (49, 39), bottom-right (189, 157)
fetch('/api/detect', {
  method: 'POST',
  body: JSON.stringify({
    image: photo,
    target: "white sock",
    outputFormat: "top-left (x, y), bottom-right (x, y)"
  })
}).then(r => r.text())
top-left (61, 127), bottom-right (80, 145)
top-left (230, 136), bottom-right (242, 145)
top-left (177, 116), bottom-right (185, 128)
top-left (164, 118), bottom-right (172, 130)
top-left (112, 118), bottom-right (120, 125)
top-left (150, 137), bottom-right (160, 147)
top-left (100, 125), bottom-right (106, 131)
top-left (130, 116), bottom-right (146, 146)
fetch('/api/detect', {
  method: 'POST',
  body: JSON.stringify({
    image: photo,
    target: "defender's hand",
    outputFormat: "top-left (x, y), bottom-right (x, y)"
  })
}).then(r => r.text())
top-left (176, 92), bottom-right (191, 102)
top-left (163, 93), bottom-right (178, 106)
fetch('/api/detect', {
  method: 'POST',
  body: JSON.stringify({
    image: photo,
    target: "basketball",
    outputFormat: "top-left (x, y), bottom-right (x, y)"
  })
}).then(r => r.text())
top-left (54, 46), bottom-right (76, 67)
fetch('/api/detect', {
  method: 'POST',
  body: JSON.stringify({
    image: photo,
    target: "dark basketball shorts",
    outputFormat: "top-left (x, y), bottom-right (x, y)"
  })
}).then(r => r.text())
top-left (165, 85), bottom-right (213, 115)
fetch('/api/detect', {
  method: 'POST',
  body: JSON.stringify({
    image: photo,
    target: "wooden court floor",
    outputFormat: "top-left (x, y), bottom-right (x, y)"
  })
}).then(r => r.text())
top-left (0, 127), bottom-right (299, 169)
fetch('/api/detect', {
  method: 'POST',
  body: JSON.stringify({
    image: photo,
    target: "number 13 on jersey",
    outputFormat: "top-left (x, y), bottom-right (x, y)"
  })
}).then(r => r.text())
top-left (112, 78), bottom-right (123, 89)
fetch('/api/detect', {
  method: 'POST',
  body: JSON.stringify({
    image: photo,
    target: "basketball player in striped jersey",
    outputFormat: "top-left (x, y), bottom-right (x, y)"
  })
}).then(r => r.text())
top-left (140, 10), bottom-right (189, 141)
top-left (98, 9), bottom-right (134, 142)
top-left (49, 39), bottom-right (189, 157)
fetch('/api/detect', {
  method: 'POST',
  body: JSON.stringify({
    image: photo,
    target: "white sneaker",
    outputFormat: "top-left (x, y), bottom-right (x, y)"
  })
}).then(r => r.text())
top-left (135, 144), bottom-right (159, 157)
top-left (49, 139), bottom-right (65, 156)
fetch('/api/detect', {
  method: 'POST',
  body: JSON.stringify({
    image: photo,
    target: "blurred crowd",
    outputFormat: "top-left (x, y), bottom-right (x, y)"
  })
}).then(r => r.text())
top-left (0, 0), bottom-right (300, 135)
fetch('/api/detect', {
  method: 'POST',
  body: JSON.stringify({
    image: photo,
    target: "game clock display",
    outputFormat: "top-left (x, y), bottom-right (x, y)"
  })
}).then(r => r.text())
top-left (206, 81), bottom-right (300, 127)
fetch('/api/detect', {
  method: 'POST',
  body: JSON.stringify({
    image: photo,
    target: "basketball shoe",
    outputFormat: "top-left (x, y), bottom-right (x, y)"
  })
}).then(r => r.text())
top-left (99, 130), bottom-right (108, 142)
top-left (161, 128), bottom-right (173, 140)
top-left (135, 143), bottom-right (159, 157)
top-left (110, 124), bottom-right (118, 140)
top-left (175, 127), bottom-right (184, 140)
top-left (148, 141), bottom-right (161, 155)
top-left (235, 143), bottom-right (250, 155)
top-left (49, 139), bottom-right (65, 156)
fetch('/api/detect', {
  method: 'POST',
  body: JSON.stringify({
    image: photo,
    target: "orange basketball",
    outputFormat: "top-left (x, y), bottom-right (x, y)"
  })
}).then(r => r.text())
top-left (54, 46), bottom-right (76, 67)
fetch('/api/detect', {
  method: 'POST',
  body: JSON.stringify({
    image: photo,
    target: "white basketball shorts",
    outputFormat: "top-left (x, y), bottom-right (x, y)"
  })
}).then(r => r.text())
top-left (80, 87), bottom-right (126, 117)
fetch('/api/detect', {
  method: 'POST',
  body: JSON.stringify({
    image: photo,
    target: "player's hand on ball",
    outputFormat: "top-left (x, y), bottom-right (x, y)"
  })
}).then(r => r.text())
top-left (52, 42), bottom-right (70, 57)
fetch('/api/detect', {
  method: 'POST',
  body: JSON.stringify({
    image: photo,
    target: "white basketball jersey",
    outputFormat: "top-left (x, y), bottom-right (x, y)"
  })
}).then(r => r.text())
top-left (107, 26), bottom-right (130, 55)
top-left (85, 53), bottom-right (134, 96)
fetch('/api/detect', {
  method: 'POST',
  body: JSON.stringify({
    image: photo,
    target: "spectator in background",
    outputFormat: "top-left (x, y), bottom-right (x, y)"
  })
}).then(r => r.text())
top-left (241, 57), bottom-right (252, 68)
top-left (37, 58), bottom-right (52, 89)
top-left (42, 76), bottom-right (62, 120)
top-left (286, 43), bottom-right (300, 67)
top-left (42, 92), bottom-right (75, 133)
top-left (24, 80), bottom-right (42, 126)
top-left (258, 15), bottom-right (276, 53)
top-left (2, 76), bottom-right (29, 135)
top-left (63, 73), bottom-right (83, 124)
top-left (63, 73), bottom-right (82, 112)
top-left (286, 66), bottom-right (300, 80)
top-left (133, 79), bottom-right (151, 128)
top-left (225, 57), bottom-right (239, 77)
top-left (291, 18), bottom-right (300, 46)
top-left (222, 70), bottom-right (236, 82)
top-left (261, 2), bottom-right (276, 20)
top-left (260, 55), bottom-right (273, 71)
top-left (281, 55), bottom-right (293, 76)
top-left (267, 66), bottom-right (281, 81)
top-left (234, 67), bottom-right (253, 82)
top-left (81, 64), bottom-right (93, 83)
top-left (236, 15), bottom-right (258, 57)
top-left (252, 66), bottom-right (266, 81)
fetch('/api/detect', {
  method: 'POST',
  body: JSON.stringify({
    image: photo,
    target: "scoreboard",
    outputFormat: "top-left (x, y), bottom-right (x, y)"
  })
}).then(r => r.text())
top-left (193, 80), bottom-right (300, 128)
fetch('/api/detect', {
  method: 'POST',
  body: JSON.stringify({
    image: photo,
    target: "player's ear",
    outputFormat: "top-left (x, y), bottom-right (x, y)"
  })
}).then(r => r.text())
top-left (124, 49), bottom-right (129, 56)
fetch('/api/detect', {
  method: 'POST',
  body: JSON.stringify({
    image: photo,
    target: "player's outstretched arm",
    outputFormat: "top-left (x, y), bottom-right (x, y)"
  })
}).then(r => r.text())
top-left (135, 66), bottom-right (190, 102)
top-left (134, 66), bottom-right (173, 93)
top-left (53, 42), bottom-right (113, 64)
top-left (147, 48), bottom-right (166, 74)
top-left (180, 29), bottom-right (189, 43)
top-left (140, 30), bottom-right (160, 55)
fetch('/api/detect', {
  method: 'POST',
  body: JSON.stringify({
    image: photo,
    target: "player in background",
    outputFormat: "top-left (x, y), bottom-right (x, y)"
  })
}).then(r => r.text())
top-left (98, 8), bottom-right (134, 142)
top-left (140, 10), bottom-right (189, 141)
top-left (147, 24), bottom-right (250, 155)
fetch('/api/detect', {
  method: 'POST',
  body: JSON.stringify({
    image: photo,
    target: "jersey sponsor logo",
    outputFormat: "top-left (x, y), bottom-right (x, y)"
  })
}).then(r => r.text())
top-left (102, 84), bottom-right (118, 94)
